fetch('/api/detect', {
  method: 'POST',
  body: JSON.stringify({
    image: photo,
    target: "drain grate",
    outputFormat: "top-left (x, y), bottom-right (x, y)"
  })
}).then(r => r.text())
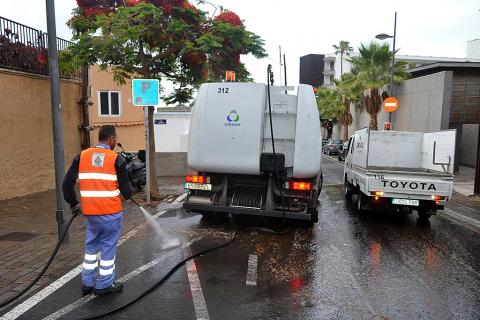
top-left (0, 232), bottom-right (38, 242)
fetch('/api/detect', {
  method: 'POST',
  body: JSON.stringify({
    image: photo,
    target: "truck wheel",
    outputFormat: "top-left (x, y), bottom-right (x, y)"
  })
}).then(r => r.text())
top-left (344, 181), bottom-right (352, 201)
top-left (418, 209), bottom-right (433, 220)
top-left (351, 193), bottom-right (359, 213)
top-left (353, 193), bottom-right (366, 214)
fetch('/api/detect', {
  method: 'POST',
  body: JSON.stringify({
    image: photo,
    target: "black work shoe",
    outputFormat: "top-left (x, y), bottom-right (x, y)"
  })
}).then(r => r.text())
top-left (82, 285), bottom-right (94, 296)
top-left (94, 282), bottom-right (124, 296)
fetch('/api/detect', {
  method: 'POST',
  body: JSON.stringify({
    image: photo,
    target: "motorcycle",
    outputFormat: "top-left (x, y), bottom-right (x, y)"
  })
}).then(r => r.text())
top-left (117, 143), bottom-right (146, 191)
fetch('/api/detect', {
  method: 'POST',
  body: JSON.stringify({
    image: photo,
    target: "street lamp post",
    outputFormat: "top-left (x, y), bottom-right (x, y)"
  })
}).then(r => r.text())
top-left (376, 11), bottom-right (397, 123)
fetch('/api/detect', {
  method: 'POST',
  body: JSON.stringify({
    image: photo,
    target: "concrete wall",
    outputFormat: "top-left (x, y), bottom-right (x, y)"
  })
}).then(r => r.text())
top-left (467, 39), bottom-right (480, 59)
top-left (393, 71), bottom-right (452, 132)
top-left (0, 69), bottom-right (82, 200)
top-left (460, 124), bottom-right (479, 167)
top-left (89, 65), bottom-right (145, 152)
top-left (153, 113), bottom-right (191, 152)
top-left (348, 71), bottom-right (453, 135)
top-left (155, 152), bottom-right (194, 177)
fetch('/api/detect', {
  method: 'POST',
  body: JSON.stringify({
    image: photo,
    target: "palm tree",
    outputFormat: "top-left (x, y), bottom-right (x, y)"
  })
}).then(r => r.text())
top-left (348, 42), bottom-right (409, 130)
top-left (333, 41), bottom-right (354, 76)
top-left (334, 73), bottom-right (361, 141)
top-left (315, 87), bottom-right (343, 139)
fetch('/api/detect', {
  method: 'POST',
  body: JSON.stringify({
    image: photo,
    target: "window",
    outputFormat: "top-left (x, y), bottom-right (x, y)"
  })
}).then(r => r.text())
top-left (98, 91), bottom-right (121, 116)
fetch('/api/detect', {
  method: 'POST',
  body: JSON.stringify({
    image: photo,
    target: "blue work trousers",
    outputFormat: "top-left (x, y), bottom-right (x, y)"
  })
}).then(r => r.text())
top-left (82, 212), bottom-right (123, 289)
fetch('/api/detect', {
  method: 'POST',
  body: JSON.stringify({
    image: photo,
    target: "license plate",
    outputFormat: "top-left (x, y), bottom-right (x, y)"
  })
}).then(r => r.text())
top-left (184, 182), bottom-right (212, 191)
top-left (392, 198), bottom-right (419, 206)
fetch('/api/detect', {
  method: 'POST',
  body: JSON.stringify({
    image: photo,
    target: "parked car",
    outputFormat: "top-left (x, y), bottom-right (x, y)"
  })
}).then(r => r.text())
top-left (322, 139), bottom-right (343, 155)
top-left (322, 139), bottom-right (329, 147)
top-left (338, 141), bottom-right (349, 161)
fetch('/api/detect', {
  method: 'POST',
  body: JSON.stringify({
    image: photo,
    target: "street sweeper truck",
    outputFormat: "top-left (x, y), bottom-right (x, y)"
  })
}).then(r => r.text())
top-left (183, 81), bottom-right (322, 223)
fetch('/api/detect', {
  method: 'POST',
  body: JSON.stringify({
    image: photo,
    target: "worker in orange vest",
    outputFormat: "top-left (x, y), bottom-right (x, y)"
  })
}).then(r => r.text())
top-left (63, 125), bottom-right (132, 296)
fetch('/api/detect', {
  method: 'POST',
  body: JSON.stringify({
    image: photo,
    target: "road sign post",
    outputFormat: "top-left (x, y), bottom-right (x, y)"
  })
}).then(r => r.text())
top-left (383, 97), bottom-right (399, 131)
top-left (132, 79), bottom-right (160, 205)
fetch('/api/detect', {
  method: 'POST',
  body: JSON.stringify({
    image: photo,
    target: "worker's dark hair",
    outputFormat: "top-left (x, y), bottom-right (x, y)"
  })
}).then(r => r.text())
top-left (98, 125), bottom-right (116, 141)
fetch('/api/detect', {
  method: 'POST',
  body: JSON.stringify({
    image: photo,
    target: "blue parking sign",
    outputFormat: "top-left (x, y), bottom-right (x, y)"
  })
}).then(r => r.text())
top-left (132, 79), bottom-right (159, 106)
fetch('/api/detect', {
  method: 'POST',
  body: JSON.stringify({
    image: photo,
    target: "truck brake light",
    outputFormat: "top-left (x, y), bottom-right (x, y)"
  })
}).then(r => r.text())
top-left (370, 191), bottom-right (384, 197)
top-left (431, 195), bottom-right (445, 201)
top-left (185, 175), bottom-right (210, 184)
top-left (285, 181), bottom-right (312, 191)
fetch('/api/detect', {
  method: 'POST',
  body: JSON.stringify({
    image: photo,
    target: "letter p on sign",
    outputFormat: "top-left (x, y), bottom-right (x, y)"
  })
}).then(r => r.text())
top-left (141, 81), bottom-right (151, 93)
top-left (132, 79), bottom-right (159, 106)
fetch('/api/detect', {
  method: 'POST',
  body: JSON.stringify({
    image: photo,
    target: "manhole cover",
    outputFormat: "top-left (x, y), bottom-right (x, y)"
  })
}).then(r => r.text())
top-left (0, 232), bottom-right (38, 242)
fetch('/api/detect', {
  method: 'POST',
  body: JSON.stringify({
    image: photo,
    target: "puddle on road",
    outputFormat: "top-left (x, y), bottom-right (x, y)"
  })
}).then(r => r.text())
top-left (155, 200), bottom-right (185, 213)
top-left (139, 206), bottom-right (181, 249)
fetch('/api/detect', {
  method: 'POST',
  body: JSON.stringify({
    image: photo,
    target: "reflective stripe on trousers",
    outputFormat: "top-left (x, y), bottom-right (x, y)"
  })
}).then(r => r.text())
top-left (82, 213), bottom-right (123, 289)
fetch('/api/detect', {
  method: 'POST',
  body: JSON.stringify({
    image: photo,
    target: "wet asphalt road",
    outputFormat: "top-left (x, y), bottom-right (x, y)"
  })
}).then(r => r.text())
top-left (4, 157), bottom-right (480, 320)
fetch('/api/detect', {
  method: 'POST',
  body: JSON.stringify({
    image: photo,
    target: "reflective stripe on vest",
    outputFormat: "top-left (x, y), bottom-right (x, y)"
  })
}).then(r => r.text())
top-left (79, 147), bottom-right (122, 215)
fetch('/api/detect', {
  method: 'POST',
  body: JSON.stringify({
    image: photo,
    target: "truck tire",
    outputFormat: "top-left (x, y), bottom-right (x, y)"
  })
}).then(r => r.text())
top-left (418, 209), bottom-right (433, 220)
top-left (351, 193), bottom-right (359, 212)
top-left (344, 181), bottom-right (352, 201)
top-left (352, 192), bottom-right (365, 214)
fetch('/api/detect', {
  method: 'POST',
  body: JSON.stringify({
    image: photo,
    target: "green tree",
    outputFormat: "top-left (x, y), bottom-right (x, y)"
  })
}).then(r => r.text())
top-left (64, 0), bottom-right (266, 200)
top-left (315, 87), bottom-right (343, 139)
top-left (348, 42), bottom-right (409, 130)
top-left (334, 73), bottom-right (361, 141)
top-left (333, 40), bottom-right (353, 76)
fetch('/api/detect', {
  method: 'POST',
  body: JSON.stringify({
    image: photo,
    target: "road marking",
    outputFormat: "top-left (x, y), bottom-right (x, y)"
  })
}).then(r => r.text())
top-left (152, 210), bottom-right (167, 220)
top-left (442, 208), bottom-right (480, 232)
top-left (0, 221), bottom-right (148, 320)
top-left (322, 155), bottom-right (344, 167)
top-left (185, 248), bottom-right (210, 320)
top-left (175, 193), bottom-right (188, 202)
top-left (40, 236), bottom-right (203, 320)
top-left (246, 254), bottom-right (258, 286)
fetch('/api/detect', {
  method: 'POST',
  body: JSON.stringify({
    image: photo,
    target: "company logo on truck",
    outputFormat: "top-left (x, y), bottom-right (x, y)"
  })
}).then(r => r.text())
top-left (381, 180), bottom-right (437, 191)
top-left (225, 110), bottom-right (240, 127)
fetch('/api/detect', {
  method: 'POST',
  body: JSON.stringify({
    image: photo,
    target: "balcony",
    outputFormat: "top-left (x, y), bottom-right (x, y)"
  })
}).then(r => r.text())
top-left (323, 69), bottom-right (335, 76)
top-left (0, 16), bottom-right (80, 79)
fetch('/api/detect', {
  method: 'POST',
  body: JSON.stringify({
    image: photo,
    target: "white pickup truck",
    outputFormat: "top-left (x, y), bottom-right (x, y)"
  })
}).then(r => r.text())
top-left (344, 127), bottom-right (456, 219)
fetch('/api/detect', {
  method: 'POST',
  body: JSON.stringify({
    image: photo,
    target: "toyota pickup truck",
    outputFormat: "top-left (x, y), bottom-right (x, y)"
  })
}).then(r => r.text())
top-left (344, 127), bottom-right (456, 219)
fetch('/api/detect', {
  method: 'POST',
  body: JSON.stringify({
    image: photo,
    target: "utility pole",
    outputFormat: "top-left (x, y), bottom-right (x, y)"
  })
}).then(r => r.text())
top-left (389, 12), bottom-right (397, 124)
top-left (279, 46), bottom-right (283, 87)
top-left (475, 114), bottom-right (480, 195)
top-left (46, 0), bottom-right (68, 240)
top-left (80, 65), bottom-right (90, 150)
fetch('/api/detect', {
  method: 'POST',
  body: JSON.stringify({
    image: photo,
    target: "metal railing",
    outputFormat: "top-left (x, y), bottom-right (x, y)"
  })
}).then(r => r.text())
top-left (0, 16), bottom-right (81, 79)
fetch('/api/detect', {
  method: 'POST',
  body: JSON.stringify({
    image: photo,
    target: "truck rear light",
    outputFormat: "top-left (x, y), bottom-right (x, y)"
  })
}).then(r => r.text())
top-left (431, 195), bottom-right (445, 201)
top-left (185, 175), bottom-right (210, 184)
top-left (370, 191), bottom-right (384, 197)
top-left (285, 181), bottom-right (312, 191)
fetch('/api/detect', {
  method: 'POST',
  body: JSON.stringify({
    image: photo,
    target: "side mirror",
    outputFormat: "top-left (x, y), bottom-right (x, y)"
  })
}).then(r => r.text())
top-left (117, 143), bottom-right (125, 151)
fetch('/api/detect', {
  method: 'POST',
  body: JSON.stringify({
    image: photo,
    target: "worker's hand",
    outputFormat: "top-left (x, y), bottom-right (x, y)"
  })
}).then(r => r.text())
top-left (71, 204), bottom-right (82, 216)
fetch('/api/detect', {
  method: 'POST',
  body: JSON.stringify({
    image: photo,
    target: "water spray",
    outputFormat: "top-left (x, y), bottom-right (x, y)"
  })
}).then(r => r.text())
top-left (129, 198), bottom-right (181, 250)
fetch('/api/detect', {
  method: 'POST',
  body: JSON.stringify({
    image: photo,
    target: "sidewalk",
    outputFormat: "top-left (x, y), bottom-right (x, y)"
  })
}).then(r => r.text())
top-left (453, 165), bottom-right (475, 197)
top-left (0, 177), bottom-right (185, 310)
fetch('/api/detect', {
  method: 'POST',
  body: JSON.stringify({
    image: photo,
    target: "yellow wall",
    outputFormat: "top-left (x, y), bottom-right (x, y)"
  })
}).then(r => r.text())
top-left (0, 69), bottom-right (82, 200)
top-left (89, 65), bottom-right (145, 152)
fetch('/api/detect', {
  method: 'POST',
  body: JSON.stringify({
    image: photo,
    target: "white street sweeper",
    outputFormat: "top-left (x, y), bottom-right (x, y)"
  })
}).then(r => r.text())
top-left (183, 75), bottom-right (322, 223)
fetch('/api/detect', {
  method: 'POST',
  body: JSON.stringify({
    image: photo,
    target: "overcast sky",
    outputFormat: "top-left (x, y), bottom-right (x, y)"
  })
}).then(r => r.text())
top-left (2, 0), bottom-right (479, 85)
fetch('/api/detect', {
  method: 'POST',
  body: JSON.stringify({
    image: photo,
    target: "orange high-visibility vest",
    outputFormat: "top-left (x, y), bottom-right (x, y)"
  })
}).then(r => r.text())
top-left (79, 147), bottom-right (122, 215)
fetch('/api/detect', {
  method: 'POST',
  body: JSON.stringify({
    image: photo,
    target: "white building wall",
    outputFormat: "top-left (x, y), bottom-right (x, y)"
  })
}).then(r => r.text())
top-left (467, 39), bottom-right (480, 59)
top-left (153, 113), bottom-right (191, 152)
